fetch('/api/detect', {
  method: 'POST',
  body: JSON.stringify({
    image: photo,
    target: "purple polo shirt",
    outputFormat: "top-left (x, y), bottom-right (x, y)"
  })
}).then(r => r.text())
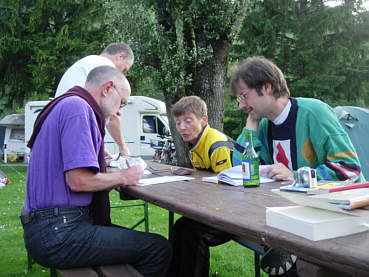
top-left (23, 96), bottom-right (102, 213)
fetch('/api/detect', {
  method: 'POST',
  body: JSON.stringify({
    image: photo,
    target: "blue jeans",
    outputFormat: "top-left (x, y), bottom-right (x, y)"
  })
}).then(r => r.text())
top-left (21, 207), bottom-right (171, 277)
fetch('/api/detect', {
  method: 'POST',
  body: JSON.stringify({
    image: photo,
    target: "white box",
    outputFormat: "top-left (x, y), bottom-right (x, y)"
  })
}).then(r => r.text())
top-left (266, 206), bottom-right (369, 241)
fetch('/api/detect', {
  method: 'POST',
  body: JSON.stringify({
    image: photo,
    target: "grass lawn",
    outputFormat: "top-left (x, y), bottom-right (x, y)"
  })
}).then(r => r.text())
top-left (0, 166), bottom-right (267, 277)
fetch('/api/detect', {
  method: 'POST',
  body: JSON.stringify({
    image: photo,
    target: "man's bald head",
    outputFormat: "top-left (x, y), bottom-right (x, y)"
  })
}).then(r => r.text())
top-left (86, 66), bottom-right (126, 88)
top-left (85, 66), bottom-right (131, 121)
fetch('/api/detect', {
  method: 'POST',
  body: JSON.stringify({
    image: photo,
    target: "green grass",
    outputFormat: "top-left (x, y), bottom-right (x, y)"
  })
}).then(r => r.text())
top-left (0, 166), bottom-right (266, 277)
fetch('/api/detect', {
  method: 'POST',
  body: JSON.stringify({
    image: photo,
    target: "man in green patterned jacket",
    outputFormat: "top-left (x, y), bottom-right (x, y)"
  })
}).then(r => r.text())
top-left (229, 56), bottom-right (365, 277)
top-left (230, 56), bottom-right (364, 183)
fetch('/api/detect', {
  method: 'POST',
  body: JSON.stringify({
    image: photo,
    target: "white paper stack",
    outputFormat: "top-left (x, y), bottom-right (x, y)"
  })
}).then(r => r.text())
top-left (266, 205), bottom-right (369, 241)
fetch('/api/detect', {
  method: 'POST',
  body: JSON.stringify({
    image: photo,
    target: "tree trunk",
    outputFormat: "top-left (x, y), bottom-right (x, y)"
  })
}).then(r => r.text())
top-left (164, 40), bottom-right (231, 167)
top-left (160, 1), bottom-right (248, 168)
top-left (192, 40), bottom-right (231, 132)
top-left (164, 88), bottom-right (191, 167)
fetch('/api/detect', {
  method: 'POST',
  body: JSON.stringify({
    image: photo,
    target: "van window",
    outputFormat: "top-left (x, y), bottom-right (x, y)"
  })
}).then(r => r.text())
top-left (142, 115), bottom-right (168, 135)
top-left (157, 119), bottom-right (166, 136)
top-left (143, 116), bottom-right (157, 133)
top-left (10, 129), bottom-right (24, 141)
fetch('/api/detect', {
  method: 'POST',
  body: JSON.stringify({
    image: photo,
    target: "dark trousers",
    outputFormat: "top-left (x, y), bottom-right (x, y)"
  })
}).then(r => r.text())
top-left (166, 217), bottom-right (232, 277)
top-left (21, 207), bottom-right (172, 277)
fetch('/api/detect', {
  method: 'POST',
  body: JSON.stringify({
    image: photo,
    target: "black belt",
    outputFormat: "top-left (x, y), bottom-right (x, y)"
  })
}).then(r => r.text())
top-left (20, 206), bottom-right (89, 225)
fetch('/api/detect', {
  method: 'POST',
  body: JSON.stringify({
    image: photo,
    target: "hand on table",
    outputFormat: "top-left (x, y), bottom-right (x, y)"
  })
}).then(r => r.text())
top-left (260, 163), bottom-right (294, 181)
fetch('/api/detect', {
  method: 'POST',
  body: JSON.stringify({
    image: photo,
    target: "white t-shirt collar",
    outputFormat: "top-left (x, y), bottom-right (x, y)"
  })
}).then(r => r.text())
top-left (273, 99), bottom-right (291, 125)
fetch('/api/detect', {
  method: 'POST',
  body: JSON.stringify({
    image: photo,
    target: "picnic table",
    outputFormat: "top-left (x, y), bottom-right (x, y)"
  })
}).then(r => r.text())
top-left (119, 162), bottom-right (369, 276)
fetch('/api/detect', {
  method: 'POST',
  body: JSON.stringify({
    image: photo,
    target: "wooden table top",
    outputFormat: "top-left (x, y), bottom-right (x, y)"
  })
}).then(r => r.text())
top-left (119, 162), bottom-right (369, 276)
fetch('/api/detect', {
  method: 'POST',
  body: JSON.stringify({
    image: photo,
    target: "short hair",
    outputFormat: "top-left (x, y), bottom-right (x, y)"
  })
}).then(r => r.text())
top-left (86, 66), bottom-right (127, 87)
top-left (230, 56), bottom-right (290, 98)
top-left (101, 42), bottom-right (134, 62)
top-left (171, 96), bottom-right (207, 119)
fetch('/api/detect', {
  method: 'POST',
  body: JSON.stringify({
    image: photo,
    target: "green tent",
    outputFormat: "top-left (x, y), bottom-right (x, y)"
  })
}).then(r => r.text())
top-left (334, 106), bottom-right (369, 180)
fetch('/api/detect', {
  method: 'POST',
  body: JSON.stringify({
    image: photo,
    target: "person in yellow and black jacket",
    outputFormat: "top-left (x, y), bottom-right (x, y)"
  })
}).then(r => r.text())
top-left (190, 122), bottom-right (234, 173)
top-left (166, 96), bottom-right (234, 277)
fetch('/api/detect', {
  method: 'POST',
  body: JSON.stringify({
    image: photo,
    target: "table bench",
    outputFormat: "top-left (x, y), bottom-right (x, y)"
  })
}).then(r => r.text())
top-left (56, 264), bottom-right (143, 277)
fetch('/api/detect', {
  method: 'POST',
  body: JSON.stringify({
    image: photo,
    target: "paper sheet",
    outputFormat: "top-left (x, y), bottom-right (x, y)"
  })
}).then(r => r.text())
top-left (143, 170), bottom-right (151, 175)
top-left (138, 176), bottom-right (194, 186)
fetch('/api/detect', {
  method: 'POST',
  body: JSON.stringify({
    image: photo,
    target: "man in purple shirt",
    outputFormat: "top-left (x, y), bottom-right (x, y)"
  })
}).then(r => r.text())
top-left (21, 66), bottom-right (171, 277)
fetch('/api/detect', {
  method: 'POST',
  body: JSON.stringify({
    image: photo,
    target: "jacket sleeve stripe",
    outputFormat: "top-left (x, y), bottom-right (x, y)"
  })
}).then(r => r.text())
top-left (326, 161), bottom-right (351, 180)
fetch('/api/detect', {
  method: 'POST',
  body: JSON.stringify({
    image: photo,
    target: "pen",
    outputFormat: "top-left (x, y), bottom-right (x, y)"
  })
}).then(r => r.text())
top-left (125, 159), bottom-right (130, 168)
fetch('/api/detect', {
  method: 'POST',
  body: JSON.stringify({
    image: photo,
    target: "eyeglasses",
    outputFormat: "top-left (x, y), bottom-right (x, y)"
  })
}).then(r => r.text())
top-left (236, 91), bottom-right (248, 103)
top-left (112, 85), bottom-right (127, 109)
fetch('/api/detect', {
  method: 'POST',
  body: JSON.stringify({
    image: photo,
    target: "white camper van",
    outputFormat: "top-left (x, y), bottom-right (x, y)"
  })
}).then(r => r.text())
top-left (24, 96), bottom-right (170, 160)
top-left (104, 96), bottom-right (170, 158)
top-left (24, 101), bottom-right (49, 159)
top-left (0, 113), bottom-right (25, 161)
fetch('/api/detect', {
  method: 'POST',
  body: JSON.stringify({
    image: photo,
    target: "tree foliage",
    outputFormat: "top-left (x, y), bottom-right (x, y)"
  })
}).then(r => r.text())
top-left (232, 0), bottom-right (369, 106)
top-left (223, 0), bottom-right (369, 137)
top-left (105, 0), bottom-right (249, 166)
top-left (1, 0), bottom-right (369, 164)
top-left (0, 0), bottom-right (106, 117)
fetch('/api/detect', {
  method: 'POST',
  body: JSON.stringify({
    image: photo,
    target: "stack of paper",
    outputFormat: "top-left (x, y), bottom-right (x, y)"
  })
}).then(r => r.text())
top-left (266, 190), bottom-right (369, 241)
top-left (280, 181), bottom-right (369, 194)
top-left (307, 181), bottom-right (369, 195)
top-left (266, 206), bottom-right (368, 241)
top-left (312, 188), bottom-right (369, 210)
top-left (278, 183), bottom-right (369, 211)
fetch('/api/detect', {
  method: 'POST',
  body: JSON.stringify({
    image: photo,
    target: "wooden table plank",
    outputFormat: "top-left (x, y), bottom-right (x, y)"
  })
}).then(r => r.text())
top-left (119, 162), bottom-right (369, 276)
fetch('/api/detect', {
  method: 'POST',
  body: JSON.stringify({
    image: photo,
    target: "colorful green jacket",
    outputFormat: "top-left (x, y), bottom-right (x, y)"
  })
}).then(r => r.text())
top-left (233, 98), bottom-right (365, 182)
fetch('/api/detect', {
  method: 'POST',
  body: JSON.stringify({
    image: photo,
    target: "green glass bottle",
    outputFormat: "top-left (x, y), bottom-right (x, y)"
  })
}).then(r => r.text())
top-left (242, 131), bottom-right (260, 187)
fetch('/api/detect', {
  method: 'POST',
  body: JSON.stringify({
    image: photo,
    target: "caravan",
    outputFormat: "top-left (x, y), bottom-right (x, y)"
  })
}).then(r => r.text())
top-left (24, 96), bottom-right (171, 160)
top-left (0, 113), bottom-right (25, 161)
top-left (24, 100), bottom-right (50, 161)
top-left (104, 96), bottom-right (171, 158)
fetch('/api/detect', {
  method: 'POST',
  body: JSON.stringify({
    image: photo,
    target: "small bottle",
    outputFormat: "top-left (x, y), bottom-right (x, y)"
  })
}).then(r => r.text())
top-left (242, 131), bottom-right (260, 187)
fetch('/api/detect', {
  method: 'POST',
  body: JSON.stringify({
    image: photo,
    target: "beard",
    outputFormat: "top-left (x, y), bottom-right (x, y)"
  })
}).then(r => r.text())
top-left (246, 108), bottom-right (263, 121)
top-left (249, 112), bottom-right (262, 121)
top-left (101, 98), bottom-right (117, 125)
